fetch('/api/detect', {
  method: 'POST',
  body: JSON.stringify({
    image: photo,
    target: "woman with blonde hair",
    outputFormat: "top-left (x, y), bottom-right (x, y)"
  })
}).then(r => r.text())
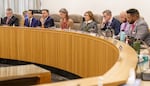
top-left (59, 8), bottom-right (73, 29)
top-left (80, 11), bottom-right (98, 33)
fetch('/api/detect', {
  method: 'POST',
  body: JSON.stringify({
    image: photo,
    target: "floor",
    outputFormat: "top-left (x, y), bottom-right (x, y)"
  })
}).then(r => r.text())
top-left (0, 63), bottom-right (69, 82)
top-left (1, 63), bottom-right (150, 86)
top-left (51, 73), bottom-right (68, 82)
top-left (0, 46), bottom-right (148, 85)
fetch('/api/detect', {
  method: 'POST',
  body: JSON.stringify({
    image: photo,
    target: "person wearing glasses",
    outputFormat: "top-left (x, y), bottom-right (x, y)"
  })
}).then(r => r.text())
top-left (101, 10), bottom-right (121, 35)
top-left (80, 11), bottom-right (98, 33)
top-left (2, 8), bottom-right (19, 26)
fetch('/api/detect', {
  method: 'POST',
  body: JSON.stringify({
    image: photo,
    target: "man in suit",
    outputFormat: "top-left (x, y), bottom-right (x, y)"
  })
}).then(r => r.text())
top-left (38, 9), bottom-right (55, 28)
top-left (2, 8), bottom-right (19, 26)
top-left (101, 10), bottom-right (121, 35)
top-left (126, 8), bottom-right (150, 46)
top-left (24, 10), bottom-right (38, 27)
top-left (119, 11), bottom-right (130, 34)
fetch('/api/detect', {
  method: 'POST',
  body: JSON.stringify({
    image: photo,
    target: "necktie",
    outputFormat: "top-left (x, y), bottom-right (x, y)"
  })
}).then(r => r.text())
top-left (28, 19), bottom-right (32, 27)
top-left (131, 24), bottom-right (135, 32)
top-left (6, 17), bottom-right (10, 24)
top-left (29, 19), bottom-right (32, 27)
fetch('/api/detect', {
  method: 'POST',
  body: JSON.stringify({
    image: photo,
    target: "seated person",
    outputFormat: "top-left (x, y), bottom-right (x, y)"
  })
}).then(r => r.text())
top-left (101, 10), bottom-right (121, 35)
top-left (80, 11), bottom-right (98, 33)
top-left (126, 8), bottom-right (150, 46)
top-left (115, 11), bottom-right (131, 40)
top-left (119, 11), bottom-right (130, 34)
top-left (24, 10), bottom-right (38, 27)
top-left (38, 9), bottom-right (55, 28)
top-left (23, 10), bottom-right (28, 19)
top-left (2, 8), bottom-right (19, 26)
top-left (59, 8), bottom-right (73, 29)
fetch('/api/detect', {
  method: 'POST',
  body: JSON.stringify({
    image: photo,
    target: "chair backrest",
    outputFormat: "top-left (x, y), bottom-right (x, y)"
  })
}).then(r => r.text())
top-left (113, 15), bottom-right (121, 22)
top-left (51, 14), bottom-right (61, 28)
top-left (93, 14), bottom-right (103, 29)
top-left (13, 14), bottom-right (24, 26)
top-left (34, 14), bottom-right (42, 20)
top-left (69, 14), bottom-right (83, 30)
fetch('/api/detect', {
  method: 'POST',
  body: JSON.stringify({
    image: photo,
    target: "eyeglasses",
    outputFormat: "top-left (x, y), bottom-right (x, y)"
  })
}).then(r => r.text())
top-left (103, 16), bottom-right (107, 18)
top-left (84, 14), bottom-right (89, 16)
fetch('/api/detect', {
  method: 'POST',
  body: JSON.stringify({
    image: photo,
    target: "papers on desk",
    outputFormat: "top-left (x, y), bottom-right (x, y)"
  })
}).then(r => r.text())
top-left (121, 79), bottom-right (141, 86)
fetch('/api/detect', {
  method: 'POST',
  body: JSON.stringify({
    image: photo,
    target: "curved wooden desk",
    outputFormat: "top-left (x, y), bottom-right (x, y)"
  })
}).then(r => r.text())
top-left (0, 26), bottom-right (138, 86)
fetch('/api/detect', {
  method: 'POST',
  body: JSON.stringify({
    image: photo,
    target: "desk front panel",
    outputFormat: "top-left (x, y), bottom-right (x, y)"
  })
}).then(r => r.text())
top-left (0, 27), bottom-right (119, 78)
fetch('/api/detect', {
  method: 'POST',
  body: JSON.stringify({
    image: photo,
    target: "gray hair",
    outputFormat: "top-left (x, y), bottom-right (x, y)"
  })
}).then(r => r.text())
top-left (103, 10), bottom-right (112, 16)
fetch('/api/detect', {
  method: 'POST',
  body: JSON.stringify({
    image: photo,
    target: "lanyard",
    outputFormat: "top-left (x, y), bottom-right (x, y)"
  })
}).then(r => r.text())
top-left (131, 24), bottom-right (135, 32)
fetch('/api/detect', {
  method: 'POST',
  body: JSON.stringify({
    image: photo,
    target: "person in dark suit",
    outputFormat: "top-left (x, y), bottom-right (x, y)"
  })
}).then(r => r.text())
top-left (38, 9), bottom-right (55, 28)
top-left (24, 10), bottom-right (38, 27)
top-left (2, 8), bottom-right (19, 26)
top-left (101, 10), bottom-right (121, 35)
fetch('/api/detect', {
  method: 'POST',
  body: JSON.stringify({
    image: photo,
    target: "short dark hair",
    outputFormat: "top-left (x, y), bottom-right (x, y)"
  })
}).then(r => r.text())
top-left (126, 8), bottom-right (140, 17)
top-left (28, 10), bottom-right (34, 15)
top-left (42, 9), bottom-right (49, 14)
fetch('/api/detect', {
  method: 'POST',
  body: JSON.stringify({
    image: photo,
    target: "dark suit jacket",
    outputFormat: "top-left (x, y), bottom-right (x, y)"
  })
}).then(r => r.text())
top-left (102, 18), bottom-right (121, 35)
top-left (2, 16), bottom-right (19, 26)
top-left (0, 18), bottom-right (2, 25)
top-left (24, 17), bottom-right (38, 27)
top-left (38, 16), bottom-right (55, 28)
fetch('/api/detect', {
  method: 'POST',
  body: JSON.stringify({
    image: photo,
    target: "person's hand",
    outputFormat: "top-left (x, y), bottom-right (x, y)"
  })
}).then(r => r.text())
top-left (40, 17), bottom-right (45, 25)
top-left (100, 18), bottom-right (106, 28)
top-left (102, 18), bottom-right (106, 24)
top-left (40, 17), bottom-right (45, 28)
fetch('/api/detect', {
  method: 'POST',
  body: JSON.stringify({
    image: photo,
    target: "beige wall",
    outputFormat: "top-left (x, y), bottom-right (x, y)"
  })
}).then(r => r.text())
top-left (41, 0), bottom-right (150, 26)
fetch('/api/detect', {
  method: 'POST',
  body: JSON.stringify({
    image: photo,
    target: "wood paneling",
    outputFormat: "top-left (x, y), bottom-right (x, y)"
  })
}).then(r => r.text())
top-left (0, 26), bottom-right (119, 78)
top-left (0, 26), bottom-right (138, 86)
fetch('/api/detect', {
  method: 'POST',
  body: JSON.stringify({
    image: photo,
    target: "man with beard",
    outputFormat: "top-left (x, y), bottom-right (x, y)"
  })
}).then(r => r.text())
top-left (126, 8), bottom-right (150, 46)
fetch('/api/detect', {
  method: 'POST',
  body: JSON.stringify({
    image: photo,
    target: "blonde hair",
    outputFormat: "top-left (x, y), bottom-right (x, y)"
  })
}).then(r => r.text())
top-left (59, 8), bottom-right (69, 20)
